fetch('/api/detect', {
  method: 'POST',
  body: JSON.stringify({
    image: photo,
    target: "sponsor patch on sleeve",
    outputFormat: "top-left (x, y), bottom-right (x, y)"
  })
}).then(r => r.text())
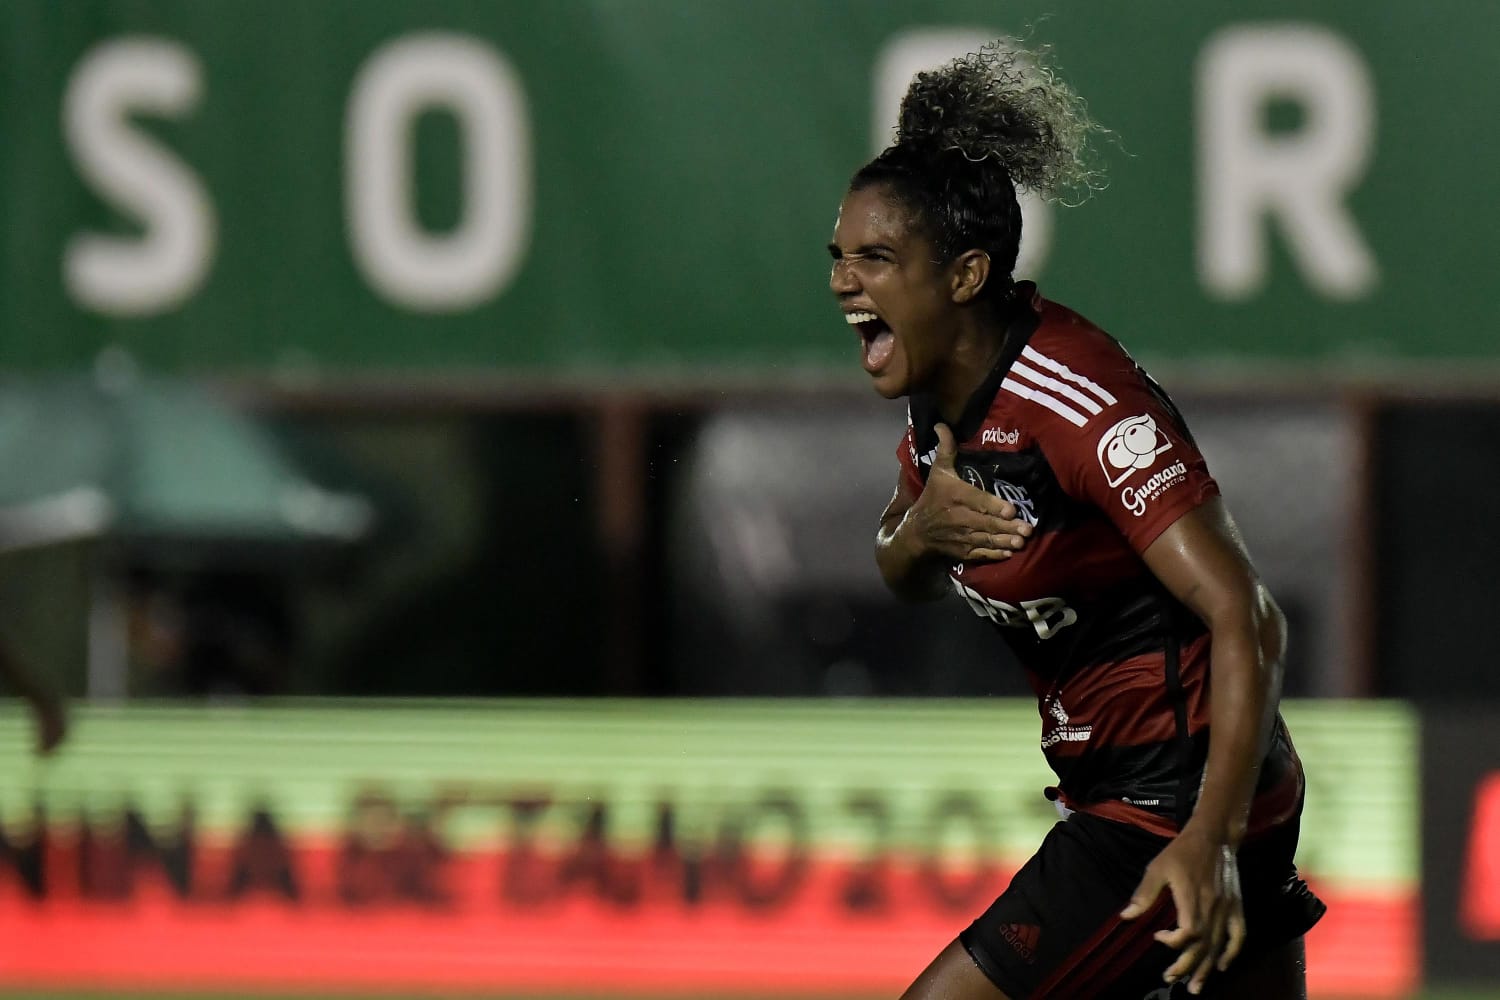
top-left (1119, 460), bottom-right (1189, 517)
top-left (1096, 414), bottom-right (1173, 488)
top-left (1096, 414), bottom-right (1190, 517)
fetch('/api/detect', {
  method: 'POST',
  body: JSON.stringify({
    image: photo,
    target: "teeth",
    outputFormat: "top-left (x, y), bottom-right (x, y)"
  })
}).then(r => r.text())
top-left (845, 311), bottom-right (878, 324)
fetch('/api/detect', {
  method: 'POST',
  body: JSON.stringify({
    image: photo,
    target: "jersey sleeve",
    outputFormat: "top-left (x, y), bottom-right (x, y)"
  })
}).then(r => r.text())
top-left (1030, 349), bottom-right (1219, 553)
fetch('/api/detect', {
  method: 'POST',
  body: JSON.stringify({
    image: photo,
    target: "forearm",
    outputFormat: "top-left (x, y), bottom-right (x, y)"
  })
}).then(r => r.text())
top-left (875, 514), bottom-right (951, 602)
top-left (0, 645), bottom-right (44, 700)
top-left (1188, 589), bottom-right (1285, 846)
top-left (0, 641), bottom-right (68, 756)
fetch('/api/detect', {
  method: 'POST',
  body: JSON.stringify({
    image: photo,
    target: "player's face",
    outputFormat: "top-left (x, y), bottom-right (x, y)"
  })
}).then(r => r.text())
top-left (828, 184), bottom-right (959, 399)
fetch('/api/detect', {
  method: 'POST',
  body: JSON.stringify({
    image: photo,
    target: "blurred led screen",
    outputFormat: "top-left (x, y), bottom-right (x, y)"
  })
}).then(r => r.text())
top-left (0, 701), bottom-right (1414, 996)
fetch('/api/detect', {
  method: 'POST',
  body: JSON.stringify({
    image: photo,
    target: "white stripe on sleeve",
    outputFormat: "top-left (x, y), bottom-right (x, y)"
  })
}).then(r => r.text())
top-left (1009, 361), bottom-right (1104, 416)
top-left (1021, 345), bottom-right (1119, 407)
top-left (1000, 377), bottom-right (1087, 427)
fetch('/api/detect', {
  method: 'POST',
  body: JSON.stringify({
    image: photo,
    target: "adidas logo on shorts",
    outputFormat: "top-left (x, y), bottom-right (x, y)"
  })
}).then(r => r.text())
top-left (998, 921), bottom-right (1040, 963)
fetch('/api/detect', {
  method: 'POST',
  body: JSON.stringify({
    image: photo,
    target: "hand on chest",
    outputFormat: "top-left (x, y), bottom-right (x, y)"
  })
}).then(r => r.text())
top-left (945, 440), bottom-right (1123, 603)
top-left (950, 443), bottom-right (1069, 534)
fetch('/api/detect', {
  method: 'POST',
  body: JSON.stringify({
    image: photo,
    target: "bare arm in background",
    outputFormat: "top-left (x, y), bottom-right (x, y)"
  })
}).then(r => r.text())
top-left (0, 639), bottom-right (68, 755)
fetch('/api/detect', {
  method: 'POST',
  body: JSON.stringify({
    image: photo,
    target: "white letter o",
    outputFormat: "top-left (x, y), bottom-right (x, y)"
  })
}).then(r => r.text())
top-left (346, 33), bottom-right (531, 311)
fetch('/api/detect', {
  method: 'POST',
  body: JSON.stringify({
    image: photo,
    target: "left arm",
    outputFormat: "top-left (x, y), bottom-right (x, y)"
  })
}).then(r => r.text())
top-left (1143, 496), bottom-right (1285, 846)
top-left (1120, 496), bottom-right (1285, 994)
top-left (1024, 337), bottom-right (1285, 993)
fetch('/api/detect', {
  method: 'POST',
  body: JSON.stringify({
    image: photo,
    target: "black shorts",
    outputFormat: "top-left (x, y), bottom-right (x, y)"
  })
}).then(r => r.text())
top-left (957, 810), bottom-right (1325, 999)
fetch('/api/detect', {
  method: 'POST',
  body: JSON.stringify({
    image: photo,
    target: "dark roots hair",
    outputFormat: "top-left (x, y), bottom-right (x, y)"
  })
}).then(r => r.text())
top-left (852, 38), bottom-right (1108, 298)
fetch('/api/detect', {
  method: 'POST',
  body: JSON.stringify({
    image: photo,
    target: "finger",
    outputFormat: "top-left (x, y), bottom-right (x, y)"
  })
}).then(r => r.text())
top-left (1187, 950), bottom-right (1218, 995)
top-left (1001, 530), bottom-right (1029, 550)
top-left (932, 423), bottom-right (957, 471)
top-left (984, 532), bottom-right (1028, 552)
top-left (1187, 910), bottom-right (1227, 994)
top-left (977, 505), bottom-right (1035, 538)
top-left (964, 517), bottom-right (1033, 545)
top-left (1120, 869), bottom-right (1166, 920)
top-left (955, 522), bottom-right (1025, 550)
top-left (929, 471), bottom-right (1035, 537)
top-left (944, 512), bottom-right (1029, 550)
top-left (1218, 907), bottom-right (1247, 971)
top-left (961, 549), bottom-right (1014, 563)
top-left (958, 488), bottom-right (1032, 527)
top-left (1167, 876), bottom-right (1198, 938)
top-left (1152, 926), bottom-right (1193, 949)
top-left (1162, 940), bottom-right (1206, 985)
top-left (1153, 876), bottom-right (1206, 971)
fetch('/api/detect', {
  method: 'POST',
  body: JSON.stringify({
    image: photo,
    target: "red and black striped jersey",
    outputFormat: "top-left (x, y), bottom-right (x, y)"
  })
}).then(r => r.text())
top-left (896, 283), bottom-right (1301, 837)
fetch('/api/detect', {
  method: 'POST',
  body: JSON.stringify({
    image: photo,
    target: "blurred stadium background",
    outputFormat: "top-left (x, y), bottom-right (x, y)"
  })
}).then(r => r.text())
top-left (2, 1), bottom-right (1498, 998)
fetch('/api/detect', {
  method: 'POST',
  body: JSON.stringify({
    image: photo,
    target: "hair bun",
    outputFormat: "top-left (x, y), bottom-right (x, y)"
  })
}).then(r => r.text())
top-left (895, 39), bottom-right (1107, 204)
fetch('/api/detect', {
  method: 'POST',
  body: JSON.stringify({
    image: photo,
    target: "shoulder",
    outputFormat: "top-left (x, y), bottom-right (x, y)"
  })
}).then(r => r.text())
top-left (1000, 297), bottom-right (1141, 434)
top-left (999, 294), bottom-right (1204, 471)
top-left (1027, 297), bottom-right (1139, 384)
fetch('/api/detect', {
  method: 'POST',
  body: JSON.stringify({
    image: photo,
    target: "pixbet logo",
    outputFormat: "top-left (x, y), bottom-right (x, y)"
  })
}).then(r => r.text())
top-left (982, 427), bottom-right (1020, 446)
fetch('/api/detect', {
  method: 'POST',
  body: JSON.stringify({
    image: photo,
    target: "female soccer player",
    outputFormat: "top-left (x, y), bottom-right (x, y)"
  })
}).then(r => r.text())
top-left (828, 42), bottom-right (1324, 999)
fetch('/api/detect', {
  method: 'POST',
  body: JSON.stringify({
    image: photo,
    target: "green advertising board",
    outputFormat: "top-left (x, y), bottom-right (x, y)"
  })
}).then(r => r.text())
top-left (0, 699), bottom-right (1415, 891)
top-left (0, 700), bottom-right (1415, 996)
top-left (3, 1), bottom-right (1494, 376)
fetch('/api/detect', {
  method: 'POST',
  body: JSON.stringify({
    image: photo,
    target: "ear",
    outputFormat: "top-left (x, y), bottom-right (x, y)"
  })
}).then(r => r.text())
top-left (950, 249), bottom-right (992, 304)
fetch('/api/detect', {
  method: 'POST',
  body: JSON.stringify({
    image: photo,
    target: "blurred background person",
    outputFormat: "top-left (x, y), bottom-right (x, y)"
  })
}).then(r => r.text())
top-left (0, 632), bottom-right (67, 755)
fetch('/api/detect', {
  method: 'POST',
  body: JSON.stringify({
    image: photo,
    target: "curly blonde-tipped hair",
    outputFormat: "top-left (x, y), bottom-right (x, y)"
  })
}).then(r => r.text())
top-left (852, 38), bottom-right (1109, 297)
top-left (895, 39), bottom-right (1107, 205)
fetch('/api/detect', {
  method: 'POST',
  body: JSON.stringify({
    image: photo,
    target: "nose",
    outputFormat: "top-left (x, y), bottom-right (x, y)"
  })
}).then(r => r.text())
top-left (829, 256), bottom-right (860, 296)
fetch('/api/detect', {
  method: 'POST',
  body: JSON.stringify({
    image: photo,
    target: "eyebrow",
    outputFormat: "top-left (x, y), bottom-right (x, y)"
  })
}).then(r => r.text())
top-left (827, 242), bottom-right (895, 257)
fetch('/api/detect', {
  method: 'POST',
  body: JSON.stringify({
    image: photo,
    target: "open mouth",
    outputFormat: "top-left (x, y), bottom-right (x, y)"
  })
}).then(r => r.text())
top-left (845, 311), bottom-right (895, 373)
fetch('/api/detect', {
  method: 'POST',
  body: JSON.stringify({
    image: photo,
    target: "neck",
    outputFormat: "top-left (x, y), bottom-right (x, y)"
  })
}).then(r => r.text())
top-left (935, 308), bottom-right (1011, 427)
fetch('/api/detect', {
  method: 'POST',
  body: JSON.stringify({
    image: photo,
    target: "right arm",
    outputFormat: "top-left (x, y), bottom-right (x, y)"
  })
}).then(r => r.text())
top-left (876, 475), bottom-right (955, 601)
top-left (875, 422), bottom-right (1033, 602)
